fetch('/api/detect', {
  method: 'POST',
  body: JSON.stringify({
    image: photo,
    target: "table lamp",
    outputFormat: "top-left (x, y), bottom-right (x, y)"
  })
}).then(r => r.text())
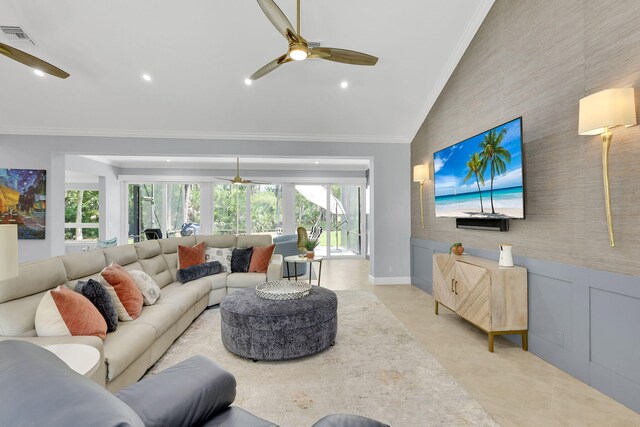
top-left (413, 163), bottom-right (429, 228)
top-left (578, 87), bottom-right (637, 247)
top-left (0, 224), bottom-right (19, 281)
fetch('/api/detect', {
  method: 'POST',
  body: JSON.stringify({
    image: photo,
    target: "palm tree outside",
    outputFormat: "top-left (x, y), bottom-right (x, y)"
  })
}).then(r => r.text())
top-left (463, 152), bottom-right (485, 213)
top-left (479, 128), bottom-right (511, 214)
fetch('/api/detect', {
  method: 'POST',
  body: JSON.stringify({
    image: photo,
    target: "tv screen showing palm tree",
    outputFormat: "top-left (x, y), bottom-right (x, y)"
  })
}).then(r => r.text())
top-left (433, 117), bottom-right (524, 219)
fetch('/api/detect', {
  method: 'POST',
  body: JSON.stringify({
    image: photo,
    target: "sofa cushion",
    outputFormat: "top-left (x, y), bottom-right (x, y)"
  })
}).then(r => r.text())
top-left (158, 281), bottom-right (209, 312)
top-left (103, 322), bottom-right (156, 381)
top-left (133, 303), bottom-right (183, 339)
top-left (60, 251), bottom-right (108, 282)
top-left (101, 264), bottom-right (144, 321)
top-left (205, 247), bottom-right (233, 272)
top-left (116, 355), bottom-right (236, 427)
top-left (0, 258), bottom-right (67, 304)
top-left (177, 262), bottom-right (222, 284)
top-left (103, 244), bottom-right (139, 267)
top-left (248, 245), bottom-right (275, 273)
top-left (178, 242), bottom-right (206, 269)
top-left (129, 270), bottom-right (161, 305)
top-left (196, 235), bottom-right (237, 248)
top-left (35, 287), bottom-right (107, 340)
top-left (137, 253), bottom-right (173, 289)
top-left (226, 273), bottom-right (267, 289)
top-left (76, 279), bottom-right (118, 332)
top-left (231, 247), bottom-right (253, 273)
top-left (0, 341), bottom-right (144, 427)
top-left (237, 234), bottom-right (272, 248)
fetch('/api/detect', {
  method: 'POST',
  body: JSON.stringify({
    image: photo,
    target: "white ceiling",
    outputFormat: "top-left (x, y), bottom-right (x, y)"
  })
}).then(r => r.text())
top-left (0, 0), bottom-right (492, 144)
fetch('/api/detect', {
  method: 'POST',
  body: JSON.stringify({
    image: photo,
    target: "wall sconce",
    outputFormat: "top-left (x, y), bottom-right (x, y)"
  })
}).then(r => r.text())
top-left (579, 87), bottom-right (637, 247)
top-left (413, 163), bottom-right (429, 228)
top-left (0, 224), bottom-right (19, 281)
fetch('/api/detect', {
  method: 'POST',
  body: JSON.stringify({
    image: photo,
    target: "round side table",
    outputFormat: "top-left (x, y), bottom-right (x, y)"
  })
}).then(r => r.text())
top-left (44, 343), bottom-right (101, 377)
top-left (284, 255), bottom-right (324, 286)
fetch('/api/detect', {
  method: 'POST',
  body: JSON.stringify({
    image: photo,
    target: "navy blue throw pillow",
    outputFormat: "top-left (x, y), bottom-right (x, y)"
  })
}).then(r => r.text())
top-left (231, 247), bottom-right (253, 273)
top-left (76, 279), bottom-right (118, 332)
top-left (177, 261), bottom-right (222, 284)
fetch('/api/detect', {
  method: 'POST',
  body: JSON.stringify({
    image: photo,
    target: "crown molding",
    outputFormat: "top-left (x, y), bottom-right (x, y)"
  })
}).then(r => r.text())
top-left (0, 126), bottom-right (410, 144)
top-left (404, 0), bottom-right (495, 144)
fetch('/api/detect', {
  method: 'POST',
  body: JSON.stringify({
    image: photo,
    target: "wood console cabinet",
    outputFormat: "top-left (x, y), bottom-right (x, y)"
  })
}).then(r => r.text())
top-left (432, 254), bottom-right (528, 352)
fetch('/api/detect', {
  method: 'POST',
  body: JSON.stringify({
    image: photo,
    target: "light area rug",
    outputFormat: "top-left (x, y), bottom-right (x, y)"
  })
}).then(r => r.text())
top-left (147, 290), bottom-right (498, 427)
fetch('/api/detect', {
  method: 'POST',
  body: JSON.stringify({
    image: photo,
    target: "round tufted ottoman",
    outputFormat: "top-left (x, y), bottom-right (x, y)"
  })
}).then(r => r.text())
top-left (220, 287), bottom-right (337, 361)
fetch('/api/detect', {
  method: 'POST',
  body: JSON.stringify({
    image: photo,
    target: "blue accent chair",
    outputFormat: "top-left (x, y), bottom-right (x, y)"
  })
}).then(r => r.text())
top-left (273, 234), bottom-right (306, 277)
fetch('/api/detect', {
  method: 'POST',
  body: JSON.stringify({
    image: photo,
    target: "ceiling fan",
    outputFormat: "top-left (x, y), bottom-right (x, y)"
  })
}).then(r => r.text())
top-left (0, 42), bottom-right (69, 79)
top-left (251, 0), bottom-right (378, 80)
top-left (216, 158), bottom-right (269, 185)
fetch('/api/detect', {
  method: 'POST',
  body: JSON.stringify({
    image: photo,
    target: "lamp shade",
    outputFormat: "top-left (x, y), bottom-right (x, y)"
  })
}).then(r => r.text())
top-left (413, 164), bottom-right (429, 182)
top-left (579, 88), bottom-right (637, 135)
top-left (0, 224), bottom-right (18, 281)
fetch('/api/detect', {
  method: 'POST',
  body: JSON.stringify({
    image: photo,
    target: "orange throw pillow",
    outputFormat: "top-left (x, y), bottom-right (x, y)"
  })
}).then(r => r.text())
top-left (100, 264), bottom-right (143, 321)
top-left (35, 286), bottom-right (108, 341)
top-left (248, 244), bottom-right (276, 273)
top-left (178, 242), bottom-right (206, 269)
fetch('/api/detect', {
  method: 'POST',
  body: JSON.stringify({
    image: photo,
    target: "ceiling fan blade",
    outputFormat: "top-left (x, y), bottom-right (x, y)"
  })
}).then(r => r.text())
top-left (250, 54), bottom-right (288, 80)
top-left (257, 0), bottom-right (297, 41)
top-left (215, 177), bottom-right (235, 182)
top-left (310, 47), bottom-right (378, 66)
top-left (0, 43), bottom-right (70, 79)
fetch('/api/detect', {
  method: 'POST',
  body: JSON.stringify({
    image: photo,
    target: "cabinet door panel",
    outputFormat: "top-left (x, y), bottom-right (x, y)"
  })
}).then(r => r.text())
top-left (432, 255), bottom-right (457, 310)
top-left (455, 262), bottom-right (491, 330)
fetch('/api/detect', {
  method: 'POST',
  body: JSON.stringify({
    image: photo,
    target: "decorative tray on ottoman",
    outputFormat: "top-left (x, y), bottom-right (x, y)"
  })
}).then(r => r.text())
top-left (256, 281), bottom-right (312, 301)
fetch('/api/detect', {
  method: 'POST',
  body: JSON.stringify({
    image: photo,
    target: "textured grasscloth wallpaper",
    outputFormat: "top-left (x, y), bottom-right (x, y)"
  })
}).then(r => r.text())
top-left (411, 0), bottom-right (640, 275)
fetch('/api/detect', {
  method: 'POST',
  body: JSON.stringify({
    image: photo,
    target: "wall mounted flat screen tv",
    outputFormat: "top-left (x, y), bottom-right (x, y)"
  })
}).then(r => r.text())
top-left (433, 117), bottom-right (524, 219)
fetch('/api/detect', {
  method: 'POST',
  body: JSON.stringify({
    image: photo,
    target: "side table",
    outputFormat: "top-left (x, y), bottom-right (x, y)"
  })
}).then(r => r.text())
top-left (44, 343), bottom-right (101, 377)
top-left (283, 255), bottom-right (324, 286)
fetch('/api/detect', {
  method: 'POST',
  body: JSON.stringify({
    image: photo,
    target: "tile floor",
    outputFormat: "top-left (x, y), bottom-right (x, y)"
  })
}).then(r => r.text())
top-left (315, 259), bottom-right (640, 427)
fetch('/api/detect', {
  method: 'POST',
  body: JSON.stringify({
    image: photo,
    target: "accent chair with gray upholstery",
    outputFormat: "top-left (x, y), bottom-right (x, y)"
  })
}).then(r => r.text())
top-left (273, 234), bottom-right (307, 277)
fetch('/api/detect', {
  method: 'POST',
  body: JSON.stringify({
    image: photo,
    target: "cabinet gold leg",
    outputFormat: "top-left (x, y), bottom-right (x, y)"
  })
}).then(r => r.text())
top-left (434, 301), bottom-right (439, 315)
top-left (522, 332), bottom-right (528, 351)
top-left (488, 332), bottom-right (495, 353)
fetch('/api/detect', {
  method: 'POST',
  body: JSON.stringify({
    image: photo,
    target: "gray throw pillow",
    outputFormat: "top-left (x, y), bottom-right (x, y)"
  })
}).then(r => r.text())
top-left (177, 261), bottom-right (222, 284)
top-left (76, 279), bottom-right (118, 332)
top-left (231, 247), bottom-right (253, 273)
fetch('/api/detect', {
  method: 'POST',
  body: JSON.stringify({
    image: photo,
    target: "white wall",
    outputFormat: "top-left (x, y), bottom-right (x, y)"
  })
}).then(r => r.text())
top-left (0, 134), bottom-right (411, 281)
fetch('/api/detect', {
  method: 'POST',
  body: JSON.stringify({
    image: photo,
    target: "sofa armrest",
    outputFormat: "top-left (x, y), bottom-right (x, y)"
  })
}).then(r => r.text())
top-left (0, 335), bottom-right (105, 386)
top-left (267, 253), bottom-right (283, 281)
top-left (115, 355), bottom-right (236, 427)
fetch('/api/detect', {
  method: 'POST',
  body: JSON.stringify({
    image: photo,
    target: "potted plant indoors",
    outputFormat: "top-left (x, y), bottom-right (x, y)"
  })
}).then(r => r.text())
top-left (449, 242), bottom-right (464, 256)
top-left (304, 239), bottom-right (320, 258)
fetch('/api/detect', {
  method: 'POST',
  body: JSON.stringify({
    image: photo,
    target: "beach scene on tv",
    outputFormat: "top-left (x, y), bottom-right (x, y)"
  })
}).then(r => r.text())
top-left (434, 118), bottom-right (524, 219)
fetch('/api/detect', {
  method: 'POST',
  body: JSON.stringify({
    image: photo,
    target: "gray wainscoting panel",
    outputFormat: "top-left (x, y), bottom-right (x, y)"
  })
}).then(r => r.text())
top-left (410, 237), bottom-right (640, 413)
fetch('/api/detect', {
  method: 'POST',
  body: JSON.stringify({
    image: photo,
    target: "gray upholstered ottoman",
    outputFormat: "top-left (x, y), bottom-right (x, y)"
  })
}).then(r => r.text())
top-left (220, 287), bottom-right (337, 361)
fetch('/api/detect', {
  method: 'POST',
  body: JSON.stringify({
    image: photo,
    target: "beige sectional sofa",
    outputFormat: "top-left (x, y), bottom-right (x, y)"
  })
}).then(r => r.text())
top-left (0, 234), bottom-right (282, 392)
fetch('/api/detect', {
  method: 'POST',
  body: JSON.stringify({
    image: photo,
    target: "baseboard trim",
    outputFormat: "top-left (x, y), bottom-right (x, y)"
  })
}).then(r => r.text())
top-left (368, 275), bottom-right (412, 285)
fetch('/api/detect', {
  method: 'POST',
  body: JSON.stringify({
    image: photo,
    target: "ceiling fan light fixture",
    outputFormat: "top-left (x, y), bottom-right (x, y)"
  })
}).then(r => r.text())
top-left (33, 69), bottom-right (45, 77)
top-left (290, 48), bottom-right (308, 61)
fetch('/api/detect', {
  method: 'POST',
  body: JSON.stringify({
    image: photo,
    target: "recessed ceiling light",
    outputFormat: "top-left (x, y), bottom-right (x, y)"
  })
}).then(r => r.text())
top-left (166, 159), bottom-right (171, 162)
top-left (314, 161), bottom-right (319, 164)
top-left (33, 69), bottom-right (45, 77)
top-left (340, 81), bottom-right (349, 89)
top-left (244, 78), bottom-right (253, 86)
top-left (142, 73), bottom-right (152, 82)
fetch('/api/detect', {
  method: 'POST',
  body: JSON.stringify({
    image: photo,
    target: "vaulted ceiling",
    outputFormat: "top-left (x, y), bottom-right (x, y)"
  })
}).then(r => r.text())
top-left (0, 0), bottom-right (492, 143)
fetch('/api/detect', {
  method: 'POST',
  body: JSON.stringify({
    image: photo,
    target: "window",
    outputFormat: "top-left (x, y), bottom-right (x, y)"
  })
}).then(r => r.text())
top-left (167, 184), bottom-right (200, 237)
top-left (250, 185), bottom-right (282, 235)
top-left (65, 190), bottom-right (99, 241)
top-left (213, 184), bottom-right (246, 235)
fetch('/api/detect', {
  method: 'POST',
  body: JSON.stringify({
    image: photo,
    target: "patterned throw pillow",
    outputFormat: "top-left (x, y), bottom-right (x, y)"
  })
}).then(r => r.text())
top-left (178, 242), bottom-right (206, 269)
top-left (248, 244), bottom-right (276, 273)
top-left (76, 279), bottom-right (118, 332)
top-left (35, 286), bottom-right (108, 340)
top-left (231, 247), bottom-right (253, 273)
top-left (204, 247), bottom-right (233, 272)
top-left (129, 270), bottom-right (161, 305)
top-left (100, 263), bottom-right (144, 321)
